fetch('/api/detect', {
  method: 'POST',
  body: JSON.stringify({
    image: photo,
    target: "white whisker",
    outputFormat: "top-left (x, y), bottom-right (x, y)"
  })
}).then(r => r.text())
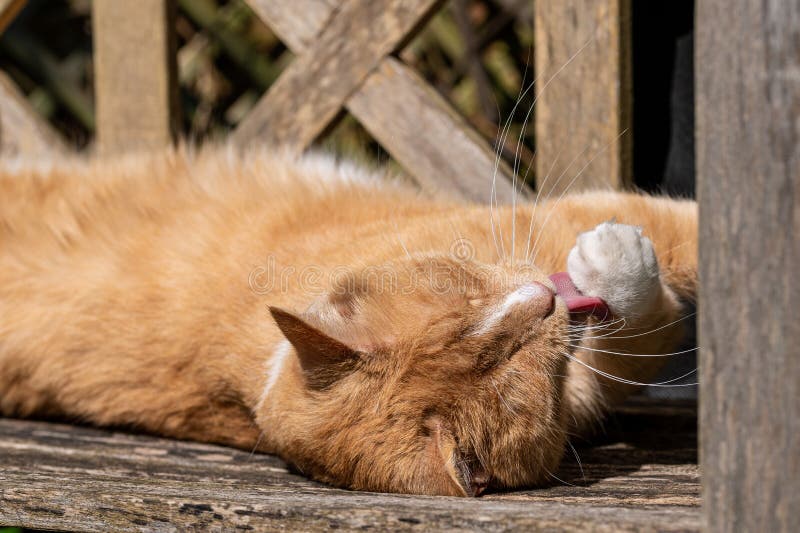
top-left (567, 344), bottom-right (697, 357)
top-left (524, 149), bottom-right (562, 261)
top-left (575, 318), bottom-right (629, 339)
top-left (543, 465), bottom-right (579, 488)
top-left (582, 313), bottom-right (697, 341)
top-left (567, 440), bottom-right (586, 481)
top-left (566, 317), bottom-right (628, 334)
top-left (509, 35), bottom-right (596, 196)
top-left (529, 129), bottom-right (628, 265)
top-left (525, 144), bottom-right (594, 263)
top-left (492, 378), bottom-right (517, 415)
top-left (248, 431), bottom-right (265, 460)
top-left (391, 219), bottom-right (412, 259)
top-left (490, 37), bottom-right (596, 264)
top-left (511, 153), bottom-right (517, 266)
top-left (663, 240), bottom-right (692, 255)
top-left (560, 352), bottom-right (697, 387)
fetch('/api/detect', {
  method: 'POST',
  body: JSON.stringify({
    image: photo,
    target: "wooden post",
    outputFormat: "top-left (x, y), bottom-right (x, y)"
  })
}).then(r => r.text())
top-left (697, 0), bottom-right (800, 531)
top-left (533, 0), bottom-right (632, 194)
top-left (92, 0), bottom-right (179, 155)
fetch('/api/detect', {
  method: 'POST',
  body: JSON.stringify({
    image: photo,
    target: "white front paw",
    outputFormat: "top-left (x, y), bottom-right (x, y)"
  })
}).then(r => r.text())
top-left (567, 222), bottom-right (661, 318)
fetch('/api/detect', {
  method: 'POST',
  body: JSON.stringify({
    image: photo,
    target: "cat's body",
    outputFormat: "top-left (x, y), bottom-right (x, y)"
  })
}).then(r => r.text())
top-left (0, 149), bottom-right (697, 496)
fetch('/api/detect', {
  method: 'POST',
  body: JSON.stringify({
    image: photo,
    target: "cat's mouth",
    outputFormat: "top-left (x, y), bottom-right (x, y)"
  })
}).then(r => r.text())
top-left (550, 272), bottom-right (611, 321)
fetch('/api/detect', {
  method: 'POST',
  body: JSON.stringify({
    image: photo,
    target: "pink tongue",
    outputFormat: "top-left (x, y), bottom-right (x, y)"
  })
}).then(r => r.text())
top-left (549, 272), bottom-right (611, 321)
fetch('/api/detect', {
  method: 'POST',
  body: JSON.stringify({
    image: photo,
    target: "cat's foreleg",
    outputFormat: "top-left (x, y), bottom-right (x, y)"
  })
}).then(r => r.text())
top-left (564, 222), bottom-right (688, 433)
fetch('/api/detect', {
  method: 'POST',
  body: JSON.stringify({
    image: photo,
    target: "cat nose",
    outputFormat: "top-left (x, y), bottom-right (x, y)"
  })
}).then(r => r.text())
top-left (505, 282), bottom-right (554, 318)
top-left (474, 282), bottom-right (555, 335)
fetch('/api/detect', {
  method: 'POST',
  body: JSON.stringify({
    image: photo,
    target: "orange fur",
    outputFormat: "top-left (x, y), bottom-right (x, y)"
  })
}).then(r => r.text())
top-left (0, 148), bottom-right (697, 496)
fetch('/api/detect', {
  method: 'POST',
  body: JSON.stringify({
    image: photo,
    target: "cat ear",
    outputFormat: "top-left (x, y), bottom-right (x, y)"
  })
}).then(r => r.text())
top-left (269, 306), bottom-right (359, 389)
top-left (422, 417), bottom-right (491, 497)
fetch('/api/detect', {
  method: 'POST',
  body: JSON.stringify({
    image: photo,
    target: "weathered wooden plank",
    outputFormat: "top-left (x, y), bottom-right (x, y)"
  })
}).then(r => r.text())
top-left (0, 403), bottom-right (699, 532)
top-left (349, 57), bottom-right (519, 202)
top-left (241, 0), bottom-right (517, 203)
top-left (534, 0), bottom-right (632, 194)
top-left (697, 1), bottom-right (800, 532)
top-left (92, 0), bottom-right (179, 156)
top-left (232, 0), bottom-right (441, 150)
top-left (0, 71), bottom-right (67, 156)
top-left (0, 0), bottom-right (25, 33)
top-left (244, 0), bottom-right (335, 52)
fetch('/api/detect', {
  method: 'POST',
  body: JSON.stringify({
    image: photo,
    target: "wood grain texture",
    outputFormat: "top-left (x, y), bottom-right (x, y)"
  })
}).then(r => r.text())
top-left (240, 0), bottom-right (517, 203)
top-left (0, 0), bottom-right (25, 33)
top-left (92, 0), bottom-right (179, 156)
top-left (232, 0), bottom-right (441, 149)
top-left (349, 57), bottom-right (519, 202)
top-left (244, 0), bottom-right (335, 58)
top-left (696, 0), bottom-right (800, 531)
top-left (0, 400), bottom-right (699, 531)
top-left (534, 0), bottom-right (632, 194)
top-left (0, 71), bottom-right (67, 156)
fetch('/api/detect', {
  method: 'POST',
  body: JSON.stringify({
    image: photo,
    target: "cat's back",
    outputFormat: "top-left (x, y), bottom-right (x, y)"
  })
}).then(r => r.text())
top-left (0, 147), bottom-right (427, 255)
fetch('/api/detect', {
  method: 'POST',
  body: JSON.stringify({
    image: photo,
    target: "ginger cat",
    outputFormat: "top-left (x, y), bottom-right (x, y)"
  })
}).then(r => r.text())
top-left (0, 148), bottom-right (696, 496)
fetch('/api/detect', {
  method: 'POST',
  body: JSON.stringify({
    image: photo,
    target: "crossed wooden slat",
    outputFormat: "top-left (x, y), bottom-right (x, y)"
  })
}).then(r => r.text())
top-left (233, 0), bottom-right (442, 150)
top-left (237, 0), bottom-right (518, 203)
top-left (0, 0), bottom-right (520, 203)
top-left (0, 0), bottom-right (629, 203)
top-left (0, 0), bottom-right (66, 156)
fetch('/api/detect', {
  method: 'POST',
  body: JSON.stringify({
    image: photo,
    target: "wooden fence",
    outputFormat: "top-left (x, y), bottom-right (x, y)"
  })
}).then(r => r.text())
top-left (0, 0), bottom-right (633, 204)
top-left (0, 0), bottom-right (798, 532)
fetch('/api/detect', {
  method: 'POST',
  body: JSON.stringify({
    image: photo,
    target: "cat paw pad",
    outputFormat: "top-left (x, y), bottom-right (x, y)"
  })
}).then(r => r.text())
top-left (566, 222), bottom-right (661, 318)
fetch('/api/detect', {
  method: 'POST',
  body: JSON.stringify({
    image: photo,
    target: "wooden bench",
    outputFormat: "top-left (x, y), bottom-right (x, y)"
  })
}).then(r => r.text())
top-left (0, 0), bottom-right (797, 531)
top-left (0, 399), bottom-right (699, 531)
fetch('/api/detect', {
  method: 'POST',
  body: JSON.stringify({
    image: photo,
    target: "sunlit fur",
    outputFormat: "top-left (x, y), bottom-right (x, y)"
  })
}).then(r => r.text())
top-left (0, 148), bottom-right (697, 496)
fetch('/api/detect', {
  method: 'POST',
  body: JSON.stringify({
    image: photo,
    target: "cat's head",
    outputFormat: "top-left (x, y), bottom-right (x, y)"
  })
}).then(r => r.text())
top-left (267, 255), bottom-right (570, 496)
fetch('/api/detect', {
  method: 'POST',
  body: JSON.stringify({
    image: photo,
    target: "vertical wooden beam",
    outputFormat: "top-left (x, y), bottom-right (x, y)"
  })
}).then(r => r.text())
top-left (533, 0), bottom-right (632, 194)
top-left (697, 0), bottom-right (800, 531)
top-left (92, 0), bottom-right (179, 155)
